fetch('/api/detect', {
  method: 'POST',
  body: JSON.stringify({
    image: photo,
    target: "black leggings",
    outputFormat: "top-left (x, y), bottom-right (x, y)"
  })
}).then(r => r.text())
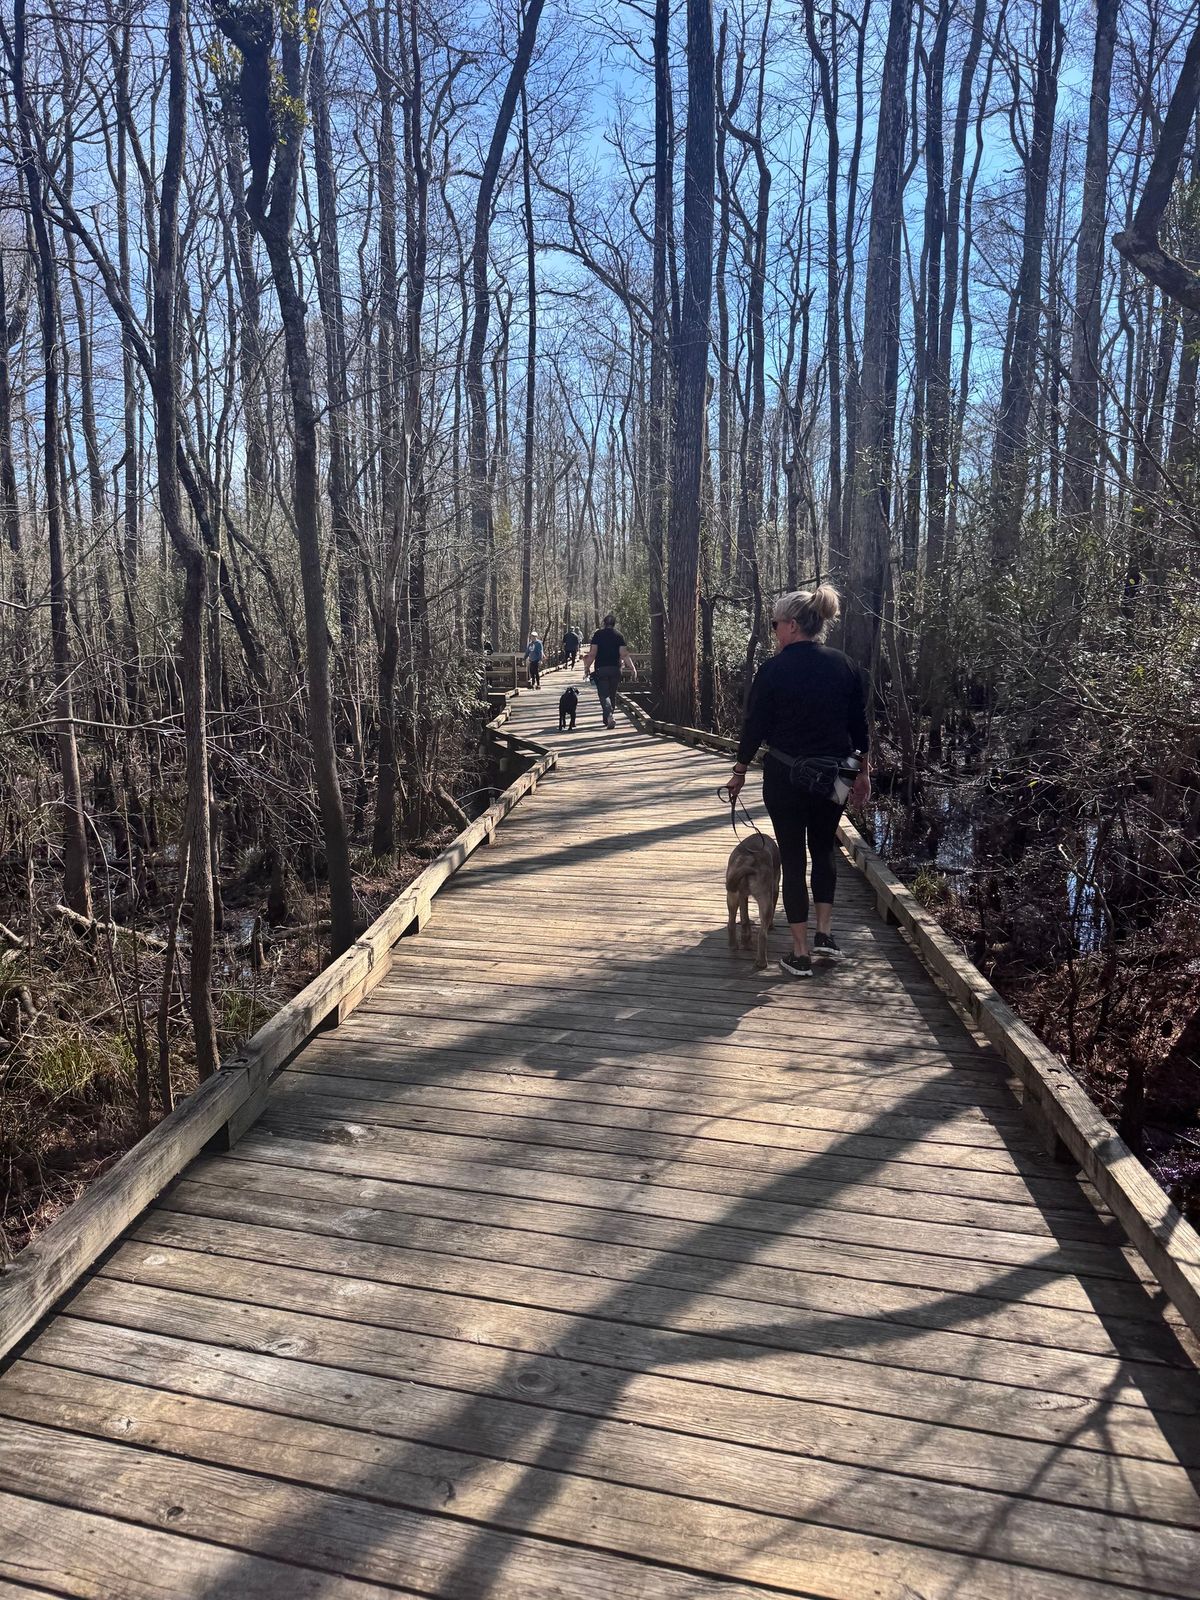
top-left (763, 763), bottom-right (844, 924)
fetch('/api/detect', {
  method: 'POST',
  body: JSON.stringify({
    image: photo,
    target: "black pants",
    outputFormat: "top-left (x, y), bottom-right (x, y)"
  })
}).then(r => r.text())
top-left (528, 659), bottom-right (541, 687)
top-left (564, 649), bottom-right (578, 668)
top-left (594, 671), bottom-right (620, 718)
top-left (763, 762), bottom-right (844, 924)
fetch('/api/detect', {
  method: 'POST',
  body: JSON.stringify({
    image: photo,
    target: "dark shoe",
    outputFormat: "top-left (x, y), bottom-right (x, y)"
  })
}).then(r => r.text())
top-left (813, 932), bottom-right (843, 962)
top-left (779, 952), bottom-right (814, 979)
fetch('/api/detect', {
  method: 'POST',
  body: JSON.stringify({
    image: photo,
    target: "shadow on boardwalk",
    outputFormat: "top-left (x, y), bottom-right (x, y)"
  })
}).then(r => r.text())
top-left (167, 922), bottom-right (1200, 1598)
top-left (17, 699), bottom-right (1198, 1595)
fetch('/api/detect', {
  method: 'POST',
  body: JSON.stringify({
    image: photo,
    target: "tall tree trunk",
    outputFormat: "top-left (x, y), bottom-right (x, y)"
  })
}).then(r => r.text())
top-left (310, 29), bottom-right (361, 658)
top-left (843, 0), bottom-right (912, 669)
top-left (921, 0), bottom-right (986, 707)
top-left (157, 0), bottom-right (217, 1080)
top-left (802, 0), bottom-right (842, 560)
top-left (646, 0), bottom-right (671, 708)
top-left (367, 0), bottom-right (407, 857)
top-left (465, 0), bottom-right (547, 648)
top-left (0, 249), bottom-right (26, 614)
top-left (9, 0), bottom-right (92, 919)
top-left (115, 28), bottom-right (142, 713)
top-left (519, 82), bottom-right (536, 645)
top-left (1062, 0), bottom-right (1118, 522)
top-left (728, 0), bottom-right (771, 656)
top-left (989, 0), bottom-right (1062, 564)
top-left (663, 0), bottom-right (716, 724)
top-left (216, 0), bottom-right (355, 959)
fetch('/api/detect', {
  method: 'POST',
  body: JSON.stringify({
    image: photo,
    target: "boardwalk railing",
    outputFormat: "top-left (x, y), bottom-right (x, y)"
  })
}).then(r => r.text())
top-left (475, 650), bottom-right (653, 695)
top-left (0, 699), bottom-right (555, 1363)
top-left (617, 693), bottom-right (1200, 1340)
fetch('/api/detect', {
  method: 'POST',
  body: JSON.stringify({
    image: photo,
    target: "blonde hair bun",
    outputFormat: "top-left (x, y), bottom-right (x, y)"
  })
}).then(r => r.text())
top-left (772, 584), bottom-right (841, 640)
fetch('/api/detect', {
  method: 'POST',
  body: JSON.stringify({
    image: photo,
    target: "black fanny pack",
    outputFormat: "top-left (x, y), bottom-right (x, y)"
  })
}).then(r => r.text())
top-left (768, 748), bottom-right (860, 805)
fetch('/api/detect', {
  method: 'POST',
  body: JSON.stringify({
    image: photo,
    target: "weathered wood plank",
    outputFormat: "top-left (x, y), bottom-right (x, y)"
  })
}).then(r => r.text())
top-left (22, 1320), bottom-right (1200, 1523)
top-left (291, 1019), bottom-right (1023, 1106)
top-left (0, 1418), bottom-right (787, 1600)
top-left (327, 1006), bottom-right (1002, 1078)
top-left (335, 999), bottom-right (997, 1071)
top-left (61, 1273), bottom-right (1200, 1457)
top-left (259, 1074), bottom-right (1094, 1208)
top-left (254, 1102), bottom-right (1115, 1237)
top-left (363, 965), bottom-right (964, 1035)
top-left (264, 1067), bottom-right (1082, 1182)
top-left (157, 1177), bottom-right (1190, 1365)
top-left (227, 1130), bottom-right (1156, 1282)
top-left (2, 1367), bottom-right (1196, 1596)
top-left (0, 1488), bottom-right (412, 1599)
top-left (186, 1155), bottom-right (1179, 1319)
top-left (285, 1047), bottom-right (1031, 1145)
top-left (101, 1226), bottom-right (1199, 1415)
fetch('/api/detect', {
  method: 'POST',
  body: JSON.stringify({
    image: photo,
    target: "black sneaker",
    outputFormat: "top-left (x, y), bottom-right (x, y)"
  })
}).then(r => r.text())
top-left (813, 932), bottom-right (843, 961)
top-left (779, 952), bottom-right (814, 979)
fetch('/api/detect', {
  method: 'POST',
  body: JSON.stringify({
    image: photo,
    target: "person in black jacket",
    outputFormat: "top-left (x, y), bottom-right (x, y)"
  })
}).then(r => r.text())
top-left (725, 586), bottom-right (871, 979)
top-left (582, 612), bottom-right (637, 728)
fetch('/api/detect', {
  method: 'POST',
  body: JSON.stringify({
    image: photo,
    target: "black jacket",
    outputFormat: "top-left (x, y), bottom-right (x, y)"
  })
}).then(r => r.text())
top-left (736, 642), bottom-right (869, 767)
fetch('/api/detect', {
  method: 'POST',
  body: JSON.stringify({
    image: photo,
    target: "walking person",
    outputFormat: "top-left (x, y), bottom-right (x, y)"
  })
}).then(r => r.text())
top-left (524, 631), bottom-right (544, 688)
top-left (561, 625), bottom-right (581, 669)
top-left (725, 586), bottom-right (870, 978)
top-left (582, 612), bottom-right (637, 728)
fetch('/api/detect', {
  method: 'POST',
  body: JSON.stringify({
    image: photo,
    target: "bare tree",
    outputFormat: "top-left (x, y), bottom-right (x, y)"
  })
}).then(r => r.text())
top-left (3, 0), bottom-right (91, 918)
top-left (663, 0), bottom-right (716, 724)
top-left (842, 0), bottom-right (913, 669)
top-left (465, 0), bottom-right (547, 648)
top-left (214, 0), bottom-right (355, 957)
top-left (988, 0), bottom-right (1063, 565)
top-left (1063, 0), bottom-right (1119, 522)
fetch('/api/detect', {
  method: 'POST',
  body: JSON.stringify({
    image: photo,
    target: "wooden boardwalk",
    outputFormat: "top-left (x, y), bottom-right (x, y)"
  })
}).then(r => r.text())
top-left (3, 681), bottom-right (1200, 1597)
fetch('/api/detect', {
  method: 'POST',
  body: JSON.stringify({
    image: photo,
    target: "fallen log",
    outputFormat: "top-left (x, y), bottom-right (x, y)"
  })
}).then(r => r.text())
top-left (54, 905), bottom-right (169, 953)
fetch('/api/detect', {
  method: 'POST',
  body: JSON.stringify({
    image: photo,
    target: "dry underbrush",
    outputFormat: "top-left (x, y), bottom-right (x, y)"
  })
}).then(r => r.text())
top-left (895, 827), bottom-right (1200, 1223)
top-left (0, 834), bottom-right (459, 1260)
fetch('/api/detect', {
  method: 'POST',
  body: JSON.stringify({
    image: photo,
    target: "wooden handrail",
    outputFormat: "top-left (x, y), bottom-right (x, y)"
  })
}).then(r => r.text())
top-left (617, 696), bottom-right (1200, 1341)
top-left (0, 696), bottom-right (556, 1362)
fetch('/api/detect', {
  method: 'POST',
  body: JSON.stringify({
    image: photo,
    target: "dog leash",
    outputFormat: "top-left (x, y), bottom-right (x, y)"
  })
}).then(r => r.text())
top-left (715, 785), bottom-right (765, 840)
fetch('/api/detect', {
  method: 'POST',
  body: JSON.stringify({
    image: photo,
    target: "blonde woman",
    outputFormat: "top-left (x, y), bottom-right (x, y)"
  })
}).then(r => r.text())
top-left (726, 586), bottom-right (870, 978)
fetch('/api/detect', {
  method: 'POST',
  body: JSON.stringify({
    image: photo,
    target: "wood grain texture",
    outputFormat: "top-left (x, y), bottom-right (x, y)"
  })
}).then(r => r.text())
top-left (2, 685), bottom-right (1199, 1596)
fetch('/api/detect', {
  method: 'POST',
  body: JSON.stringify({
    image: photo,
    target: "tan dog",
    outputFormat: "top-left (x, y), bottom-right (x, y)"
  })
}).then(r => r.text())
top-left (726, 832), bottom-right (781, 969)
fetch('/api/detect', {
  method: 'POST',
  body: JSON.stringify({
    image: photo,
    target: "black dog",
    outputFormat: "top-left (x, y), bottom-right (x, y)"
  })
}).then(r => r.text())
top-left (558, 686), bottom-right (579, 731)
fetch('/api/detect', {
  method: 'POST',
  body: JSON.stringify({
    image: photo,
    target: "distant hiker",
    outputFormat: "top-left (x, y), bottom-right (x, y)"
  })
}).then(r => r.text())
top-left (524, 632), bottom-right (544, 688)
top-left (562, 626), bottom-right (581, 668)
top-left (582, 612), bottom-right (637, 728)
